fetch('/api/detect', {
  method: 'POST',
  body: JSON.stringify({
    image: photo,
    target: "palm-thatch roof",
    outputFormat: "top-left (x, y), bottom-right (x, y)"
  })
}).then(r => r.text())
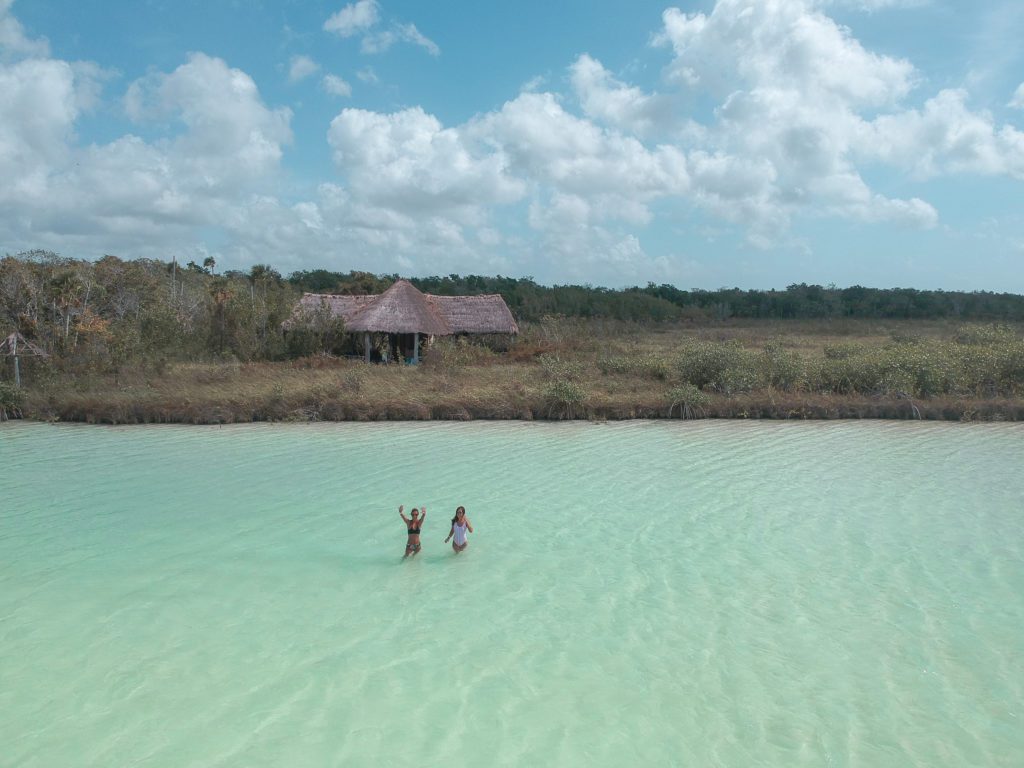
top-left (345, 279), bottom-right (450, 335)
top-left (287, 280), bottom-right (518, 335)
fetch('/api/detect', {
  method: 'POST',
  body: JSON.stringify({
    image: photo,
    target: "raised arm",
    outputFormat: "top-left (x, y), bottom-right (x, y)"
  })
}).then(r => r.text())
top-left (398, 505), bottom-right (410, 525)
top-left (420, 507), bottom-right (427, 524)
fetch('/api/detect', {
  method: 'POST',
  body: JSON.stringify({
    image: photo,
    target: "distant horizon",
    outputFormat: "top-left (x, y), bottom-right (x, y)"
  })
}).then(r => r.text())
top-left (2, 1), bottom-right (1023, 291)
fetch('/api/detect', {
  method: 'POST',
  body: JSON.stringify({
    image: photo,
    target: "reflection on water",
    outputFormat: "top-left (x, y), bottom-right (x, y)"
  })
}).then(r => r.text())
top-left (2, 421), bottom-right (1023, 767)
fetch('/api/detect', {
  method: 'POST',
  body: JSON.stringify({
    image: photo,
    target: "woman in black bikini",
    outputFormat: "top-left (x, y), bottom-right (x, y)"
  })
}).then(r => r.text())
top-left (399, 505), bottom-right (426, 558)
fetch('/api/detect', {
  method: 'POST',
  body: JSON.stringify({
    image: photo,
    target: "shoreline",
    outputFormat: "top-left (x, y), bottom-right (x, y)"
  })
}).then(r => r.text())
top-left (12, 393), bottom-right (1024, 425)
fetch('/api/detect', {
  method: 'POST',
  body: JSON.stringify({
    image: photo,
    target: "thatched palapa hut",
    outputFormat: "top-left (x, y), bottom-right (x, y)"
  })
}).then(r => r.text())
top-left (288, 279), bottom-right (518, 362)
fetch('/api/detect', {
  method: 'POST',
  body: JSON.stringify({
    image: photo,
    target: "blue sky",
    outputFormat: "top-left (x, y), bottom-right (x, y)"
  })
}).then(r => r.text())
top-left (2, 0), bottom-right (1023, 290)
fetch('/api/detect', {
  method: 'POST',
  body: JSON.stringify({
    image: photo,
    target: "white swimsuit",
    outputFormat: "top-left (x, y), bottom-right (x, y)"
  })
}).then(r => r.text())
top-left (453, 522), bottom-right (468, 546)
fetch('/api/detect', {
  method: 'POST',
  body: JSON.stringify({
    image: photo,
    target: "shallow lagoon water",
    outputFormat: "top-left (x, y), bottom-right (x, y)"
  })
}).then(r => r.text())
top-left (1, 421), bottom-right (1022, 767)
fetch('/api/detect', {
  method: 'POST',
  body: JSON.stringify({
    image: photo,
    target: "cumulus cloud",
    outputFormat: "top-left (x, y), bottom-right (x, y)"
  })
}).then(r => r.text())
top-left (361, 22), bottom-right (439, 56)
top-left (324, 1), bottom-right (439, 56)
top-left (858, 89), bottom-right (1024, 179)
top-left (1010, 83), bottom-right (1024, 109)
top-left (123, 53), bottom-right (292, 186)
top-left (4, 0), bottom-right (1024, 284)
top-left (287, 55), bottom-right (319, 83)
top-left (328, 106), bottom-right (524, 220)
top-left (321, 73), bottom-right (352, 97)
top-left (655, 1), bottom-right (916, 106)
top-left (474, 92), bottom-right (688, 201)
top-left (323, 0), bottom-right (379, 38)
top-left (569, 54), bottom-right (673, 136)
top-left (0, 0), bottom-right (49, 58)
top-left (1, 48), bottom-right (296, 262)
top-left (0, 58), bottom-right (80, 198)
top-left (644, 0), bottom-right (1003, 236)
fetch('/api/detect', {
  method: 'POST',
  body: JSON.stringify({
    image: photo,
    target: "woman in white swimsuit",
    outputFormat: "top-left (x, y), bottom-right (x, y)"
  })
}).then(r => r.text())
top-left (444, 506), bottom-right (473, 553)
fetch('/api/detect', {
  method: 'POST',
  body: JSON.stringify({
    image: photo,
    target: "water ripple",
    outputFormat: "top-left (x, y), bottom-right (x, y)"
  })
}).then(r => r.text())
top-left (2, 421), bottom-right (1023, 767)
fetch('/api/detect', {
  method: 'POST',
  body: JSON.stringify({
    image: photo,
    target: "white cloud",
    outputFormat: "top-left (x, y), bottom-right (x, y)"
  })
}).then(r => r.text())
top-left (474, 92), bottom-right (689, 201)
top-left (1010, 83), bottom-right (1024, 109)
top-left (356, 67), bottom-right (378, 84)
top-left (569, 54), bottom-right (672, 136)
top-left (362, 22), bottom-right (439, 56)
top-left (642, 0), bottom-right (1024, 237)
top-left (656, 1), bottom-right (916, 106)
top-left (3, 0), bottom-right (1022, 284)
top-left (325, 1), bottom-right (439, 57)
top-left (526, 194), bottom-right (670, 282)
top-left (324, 0), bottom-right (379, 38)
top-left (321, 73), bottom-right (352, 97)
top-left (0, 0), bottom-right (49, 58)
top-left (521, 75), bottom-right (545, 93)
top-left (327, 106), bottom-right (524, 220)
top-left (123, 53), bottom-right (292, 186)
top-left (858, 88), bottom-right (1024, 179)
top-left (0, 58), bottom-right (80, 199)
top-left (1, 49), bottom-right (296, 262)
top-left (287, 55), bottom-right (319, 83)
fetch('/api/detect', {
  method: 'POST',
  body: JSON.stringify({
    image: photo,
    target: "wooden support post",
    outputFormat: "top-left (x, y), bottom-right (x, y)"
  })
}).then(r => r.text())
top-left (364, 332), bottom-right (371, 363)
top-left (413, 332), bottom-right (420, 364)
top-left (12, 333), bottom-right (19, 388)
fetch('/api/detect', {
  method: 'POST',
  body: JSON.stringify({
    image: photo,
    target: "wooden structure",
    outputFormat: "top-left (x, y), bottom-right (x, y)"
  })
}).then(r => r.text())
top-left (0, 332), bottom-right (49, 388)
top-left (286, 279), bottom-right (518, 363)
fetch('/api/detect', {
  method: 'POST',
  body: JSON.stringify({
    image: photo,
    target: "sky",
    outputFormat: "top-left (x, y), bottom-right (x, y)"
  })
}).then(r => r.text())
top-left (1, 0), bottom-right (1023, 290)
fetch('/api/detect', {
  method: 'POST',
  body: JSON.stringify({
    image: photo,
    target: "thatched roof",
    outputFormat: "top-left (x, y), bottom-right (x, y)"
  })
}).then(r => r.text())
top-left (346, 280), bottom-right (450, 335)
top-left (428, 294), bottom-right (519, 334)
top-left (286, 280), bottom-right (518, 335)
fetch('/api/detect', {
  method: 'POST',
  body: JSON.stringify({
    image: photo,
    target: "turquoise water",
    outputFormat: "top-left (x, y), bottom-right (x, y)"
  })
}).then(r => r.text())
top-left (1, 421), bottom-right (1022, 767)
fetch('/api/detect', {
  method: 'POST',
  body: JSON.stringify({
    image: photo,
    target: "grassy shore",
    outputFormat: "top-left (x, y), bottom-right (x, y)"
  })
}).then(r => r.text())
top-left (8, 319), bottom-right (1024, 424)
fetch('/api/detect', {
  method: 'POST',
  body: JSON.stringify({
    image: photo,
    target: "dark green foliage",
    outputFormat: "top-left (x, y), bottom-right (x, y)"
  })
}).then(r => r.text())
top-left (284, 301), bottom-right (348, 358)
top-left (543, 379), bottom-right (587, 419)
top-left (676, 341), bottom-right (764, 393)
top-left (297, 273), bottom-right (1024, 324)
top-left (0, 381), bottom-right (23, 419)
top-left (667, 383), bottom-right (710, 418)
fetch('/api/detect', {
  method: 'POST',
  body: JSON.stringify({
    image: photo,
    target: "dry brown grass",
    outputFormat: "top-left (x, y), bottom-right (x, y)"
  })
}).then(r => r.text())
top-left (17, 318), bottom-right (1024, 423)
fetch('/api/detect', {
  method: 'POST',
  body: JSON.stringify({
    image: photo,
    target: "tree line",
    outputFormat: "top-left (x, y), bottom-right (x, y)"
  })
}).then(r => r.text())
top-left (293, 270), bottom-right (1024, 323)
top-left (2, 251), bottom-right (1023, 378)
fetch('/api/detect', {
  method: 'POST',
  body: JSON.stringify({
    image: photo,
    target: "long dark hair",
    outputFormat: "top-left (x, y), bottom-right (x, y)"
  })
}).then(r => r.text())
top-left (451, 505), bottom-right (465, 523)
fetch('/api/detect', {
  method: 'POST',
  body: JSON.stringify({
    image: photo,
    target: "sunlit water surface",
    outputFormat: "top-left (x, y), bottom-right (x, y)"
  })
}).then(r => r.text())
top-left (1, 421), bottom-right (1022, 767)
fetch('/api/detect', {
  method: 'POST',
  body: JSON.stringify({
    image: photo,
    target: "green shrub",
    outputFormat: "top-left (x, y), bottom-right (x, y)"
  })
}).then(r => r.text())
top-left (953, 323), bottom-right (1019, 346)
top-left (597, 353), bottom-right (670, 380)
top-left (543, 378), bottom-right (587, 419)
top-left (889, 330), bottom-right (924, 345)
top-left (667, 383), bottom-right (710, 418)
top-left (823, 343), bottom-right (866, 360)
top-left (538, 353), bottom-right (585, 381)
top-left (0, 381), bottom-right (24, 420)
top-left (677, 341), bottom-right (765, 394)
top-left (762, 342), bottom-right (805, 391)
